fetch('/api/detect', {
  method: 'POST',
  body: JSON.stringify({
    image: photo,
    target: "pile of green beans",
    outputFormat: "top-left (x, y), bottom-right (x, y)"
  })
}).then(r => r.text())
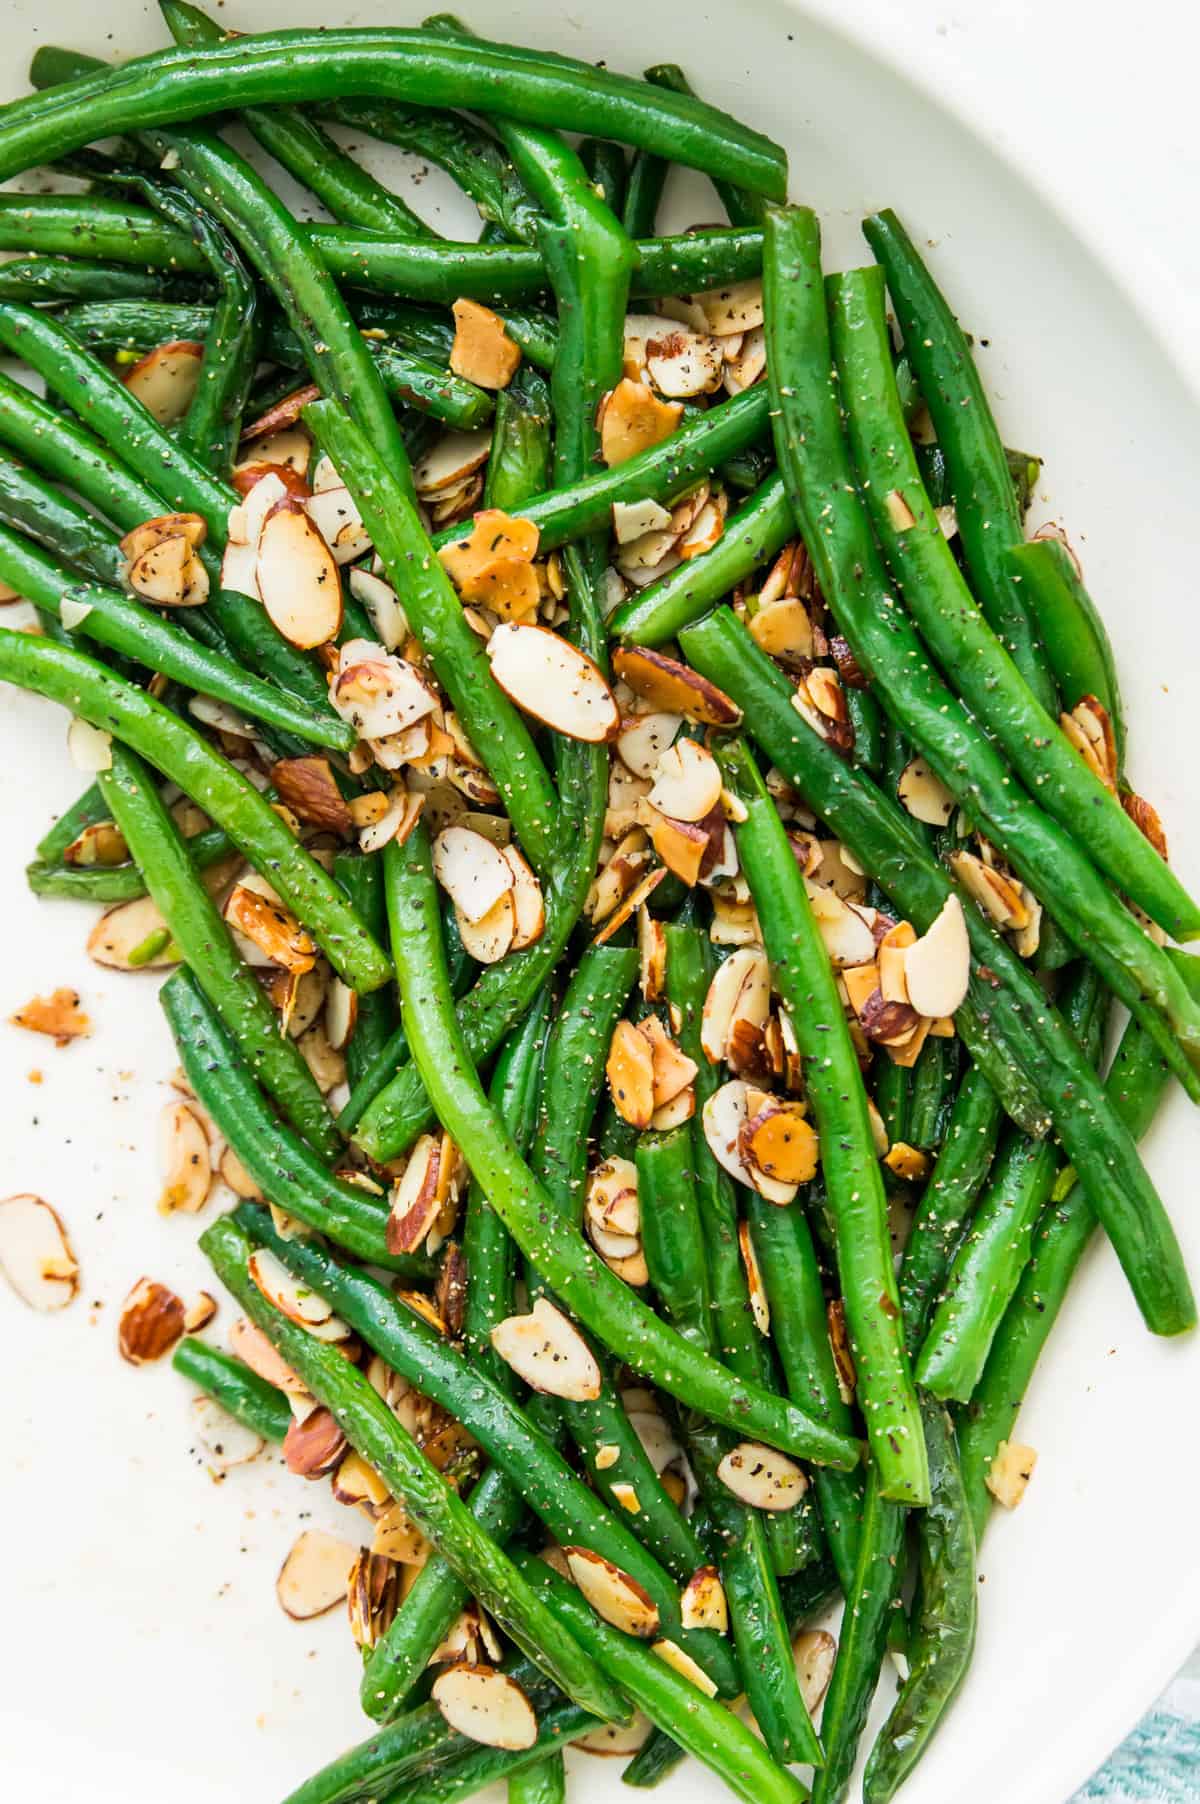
top-left (0, 23), bottom-right (1194, 1804)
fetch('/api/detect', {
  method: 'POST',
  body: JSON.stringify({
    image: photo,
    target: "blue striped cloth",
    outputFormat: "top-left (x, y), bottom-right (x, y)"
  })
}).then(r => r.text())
top-left (1072, 1653), bottom-right (1200, 1800)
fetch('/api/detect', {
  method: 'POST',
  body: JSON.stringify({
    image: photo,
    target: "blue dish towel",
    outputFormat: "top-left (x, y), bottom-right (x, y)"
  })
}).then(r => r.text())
top-left (1073, 1652), bottom-right (1200, 1800)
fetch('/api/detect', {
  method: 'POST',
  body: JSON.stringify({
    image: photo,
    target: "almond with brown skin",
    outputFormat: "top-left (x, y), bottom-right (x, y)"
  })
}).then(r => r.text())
top-left (118, 1276), bottom-right (186, 1365)
top-left (1122, 789), bottom-right (1169, 859)
top-left (613, 646), bottom-right (741, 726)
top-left (284, 1404), bottom-right (348, 1478)
top-left (272, 757), bottom-right (354, 834)
top-left (123, 339), bottom-right (204, 424)
top-left (606, 1019), bottom-right (655, 1130)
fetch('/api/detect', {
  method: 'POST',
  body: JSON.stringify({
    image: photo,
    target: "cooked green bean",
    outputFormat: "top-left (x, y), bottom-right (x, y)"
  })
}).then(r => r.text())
top-left (171, 1335), bottom-right (292, 1443)
top-left (898, 1066), bottom-right (1002, 1352)
top-left (0, 459), bottom-right (127, 589)
top-left (718, 736), bottom-right (928, 1505)
top-left (828, 266), bottom-right (1193, 940)
top-left (861, 208), bottom-right (1055, 714)
top-left (637, 1128), bottom-right (711, 1352)
top-left (330, 855), bottom-right (396, 1093)
top-left (483, 372), bottom-right (552, 513)
top-left (0, 190), bottom-right (208, 272)
top-left (907, 1035), bottom-right (958, 1153)
top-left (645, 63), bottom-right (765, 226)
top-left (200, 1211), bottom-right (630, 1727)
top-left (27, 824), bottom-right (232, 903)
top-left (0, 255), bottom-right (194, 303)
top-left (384, 824), bottom-right (861, 1465)
top-left (379, 1699), bottom-right (597, 1804)
top-left (1008, 536), bottom-right (1126, 760)
top-left (579, 136), bottom-right (627, 217)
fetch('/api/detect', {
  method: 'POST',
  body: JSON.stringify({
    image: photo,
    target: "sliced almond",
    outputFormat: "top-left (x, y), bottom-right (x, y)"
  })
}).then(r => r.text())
top-left (695, 279), bottom-right (764, 335)
top-left (360, 787), bottom-right (425, 856)
top-left (738, 1220), bottom-right (770, 1335)
top-left (450, 298), bottom-right (521, 389)
top-left (647, 737), bottom-right (722, 824)
top-left (985, 1438), bottom-right (1038, 1510)
top-left (240, 383), bottom-right (319, 445)
top-left (461, 557), bottom-right (541, 623)
top-left (332, 646), bottom-right (439, 741)
top-left (598, 378), bottom-right (683, 466)
top-left (325, 978), bottom-right (359, 1054)
top-left (593, 865), bottom-right (667, 948)
top-left (616, 711), bottom-right (683, 780)
top-left (903, 895), bottom-right (970, 1019)
top-left (613, 498), bottom-right (674, 545)
top-left (1123, 790), bottom-right (1169, 859)
top-left (949, 850), bottom-right (1031, 932)
top-left (372, 1498), bottom-right (430, 1566)
top-left (127, 532), bottom-right (209, 607)
top-left (256, 501), bottom-right (343, 648)
top-left (680, 1564), bottom-right (729, 1633)
top-left (119, 512), bottom-right (207, 561)
top-left (283, 1404), bottom-right (348, 1478)
top-left (795, 1629), bottom-right (837, 1715)
top-left (717, 1440), bottom-right (807, 1512)
top-left (190, 1393), bottom-right (264, 1473)
top-left (276, 1529), bottom-right (358, 1620)
top-left (455, 891), bottom-right (517, 965)
top-left (500, 845), bottom-right (545, 950)
top-left (433, 825), bottom-right (515, 924)
top-left (62, 820), bottom-right (128, 869)
top-left (651, 1639), bottom-right (719, 1697)
top-left (574, 1716), bottom-right (653, 1758)
top-left (741, 1096), bottom-right (819, 1190)
top-left (438, 508), bottom-right (540, 588)
top-left (613, 646), bottom-right (740, 726)
top-left (229, 1316), bottom-right (307, 1393)
top-left (431, 1663), bottom-right (537, 1751)
top-left (604, 1247), bottom-right (651, 1287)
top-left (640, 800), bottom-right (709, 887)
top-left (247, 1246), bottom-right (343, 1337)
top-left (644, 326), bottom-right (724, 398)
top-left (723, 324), bottom-right (767, 393)
top-left (414, 429), bottom-right (491, 499)
top-left (701, 946), bottom-right (770, 1065)
top-left (157, 1100), bottom-right (213, 1215)
top-left (678, 493), bottom-right (727, 562)
top-left (606, 1019), bottom-right (655, 1130)
top-left (0, 1194), bottom-right (78, 1311)
top-left (347, 1548), bottom-right (401, 1650)
top-left (878, 921), bottom-right (917, 1004)
top-left (748, 594), bottom-right (814, 666)
top-left (272, 757), bottom-right (353, 834)
top-left (638, 907), bottom-right (668, 1001)
top-left (638, 1014), bottom-right (698, 1111)
top-left (231, 462), bottom-right (310, 502)
top-left (585, 1157), bottom-right (641, 1243)
top-left (348, 566), bottom-right (408, 651)
top-left (118, 1276), bottom-right (186, 1365)
top-left (123, 338), bottom-right (203, 424)
top-left (884, 1141), bottom-right (930, 1184)
top-left (701, 1078), bottom-right (757, 1187)
top-left (805, 882), bottom-right (877, 969)
top-left (224, 883), bottom-right (316, 974)
top-left (490, 1296), bottom-right (602, 1401)
top-left (897, 756), bottom-right (956, 827)
top-left (67, 717), bottom-right (113, 773)
top-left (183, 1291), bottom-right (218, 1333)
top-left (565, 1546), bottom-right (660, 1637)
top-left (487, 622), bottom-right (619, 742)
top-left (1061, 695), bottom-right (1118, 792)
top-left (649, 1085), bottom-right (695, 1131)
top-left (9, 987), bottom-right (90, 1045)
top-left (387, 1132), bottom-right (443, 1255)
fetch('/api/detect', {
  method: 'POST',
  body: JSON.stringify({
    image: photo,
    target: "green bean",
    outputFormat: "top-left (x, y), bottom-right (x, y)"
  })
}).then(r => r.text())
top-left (0, 256), bottom-right (196, 303)
top-left (680, 606), bottom-right (1195, 1338)
top-left (862, 1399), bottom-right (977, 1802)
top-left (386, 824), bottom-right (861, 1465)
top-left (847, 686), bottom-right (884, 775)
top-left (201, 1212), bottom-right (629, 1727)
top-left (609, 469), bottom-right (793, 646)
top-left (637, 1129), bottom-right (711, 1350)
top-left (285, 1685), bottom-right (514, 1804)
top-left (331, 855), bottom-right (396, 1093)
top-left (861, 208), bottom-right (1055, 713)
top-left (507, 1756), bottom-right (565, 1804)
top-left (438, 385), bottom-right (770, 556)
top-left (621, 119), bottom-right (667, 239)
top-left (748, 1198), bottom-right (864, 1595)
top-left (35, 781), bottom-right (109, 865)
top-left (0, 459), bottom-right (127, 589)
top-left (100, 742), bottom-right (338, 1156)
top-left (0, 27), bottom-right (787, 192)
top-left (898, 1066), bottom-right (1002, 1354)
top-left (171, 1336), bottom-right (292, 1443)
top-left (907, 1035), bottom-right (958, 1153)
top-left (240, 1204), bottom-right (738, 1697)
top-left (27, 827), bottom-right (233, 903)
top-left (0, 515), bottom-right (352, 755)
top-left (1008, 537), bottom-right (1126, 761)
top-left (380, 1699), bottom-right (596, 1804)
top-left (644, 64), bottom-right (765, 226)
top-left (0, 631), bottom-right (389, 987)
top-left (718, 736), bottom-right (928, 1504)
top-left (159, 0), bottom-right (429, 238)
top-left (580, 136), bottom-right (628, 216)
top-left (958, 1007), bottom-right (1184, 1539)
top-left (768, 206), bottom-right (1200, 1113)
top-left (0, 191), bottom-right (208, 272)
top-left (302, 399), bottom-right (558, 879)
top-left (484, 372), bottom-right (552, 512)
top-left (828, 266), bottom-right (1193, 941)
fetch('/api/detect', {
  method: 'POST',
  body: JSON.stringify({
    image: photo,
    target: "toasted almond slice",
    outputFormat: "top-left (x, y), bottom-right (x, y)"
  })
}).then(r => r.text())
top-left (234, 424), bottom-right (311, 473)
top-left (678, 493), bottom-right (726, 562)
top-left (67, 716), bottom-right (113, 773)
top-left (613, 646), bottom-right (741, 726)
top-left (795, 1629), bottom-right (837, 1715)
top-left (118, 1276), bottom-right (186, 1365)
top-left (61, 820), bottom-right (128, 870)
top-left (348, 567), bottom-right (408, 651)
top-left (272, 757), bottom-right (353, 835)
top-left (647, 737), bottom-right (722, 824)
top-left (247, 1245), bottom-right (336, 1331)
top-left (748, 593), bottom-right (814, 666)
top-left (297, 1020), bottom-right (347, 1096)
top-left (593, 865), bottom-right (667, 949)
top-left (599, 378), bottom-right (684, 466)
top-left (325, 978), bottom-right (359, 1054)
top-left (305, 486), bottom-right (372, 565)
top-left (182, 1291), bottom-right (218, 1334)
top-left (644, 326), bottom-right (724, 398)
top-left (491, 1296), bottom-right (601, 1401)
top-left (487, 622), bottom-right (620, 742)
top-left (565, 1546), bottom-right (661, 1638)
top-left (334, 652), bottom-right (439, 743)
top-left (87, 895), bottom-right (178, 971)
top-left (229, 1316), bottom-right (307, 1393)
top-left (123, 338), bottom-right (203, 424)
top-left (450, 298), bottom-right (521, 389)
top-left (949, 849), bottom-right (1030, 931)
top-left (500, 844), bottom-right (545, 950)
top-left (897, 756), bottom-right (956, 827)
top-left (985, 1438), bottom-right (1038, 1510)
top-left (347, 1549), bottom-right (401, 1650)
top-left (717, 1439), bottom-right (807, 1512)
top-left (878, 921), bottom-right (917, 1004)
top-left (586, 1157), bottom-right (641, 1242)
top-left (638, 906), bottom-right (668, 1002)
top-left (433, 825), bottom-right (516, 924)
top-left (331, 1449), bottom-right (391, 1512)
top-left (903, 895), bottom-right (970, 1019)
top-left (681, 1565), bottom-right (729, 1633)
top-left (603, 1246), bottom-right (651, 1287)
top-left (651, 1639), bottom-right (720, 1697)
top-left (461, 556), bottom-right (541, 623)
top-left (638, 1014), bottom-right (698, 1111)
top-left (231, 461), bottom-right (310, 502)
top-left (438, 509), bottom-right (540, 587)
top-left (574, 1715), bottom-right (653, 1758)
top-left (431, 1663), bottom-right (537, 1751)
top-left (606, 1019), bottom-right (656, 1129)
top-left (414, 429), bottom-right (492, 498)
top-left (612, 498), bottom-right (674, 545)
top-left (283, 1404), bottom-right (349, 1478)
top-left (738, 1220), bottom-right (770, 1335)
top-left (277, 1529), bottom-right (358, 1620)
top-left (157, 1100), bottom-right (213, 1215)
top-left (1123, 789), bottom-right (1169, 858)
top-left (119, 512), bottom-right (207, 561)
top-left (640, 800), bottom-right (709, 887)
top-left (240, 382), bottom-right (319, 445)
top-left (701, 1078), bottom-right (757, 1187)
top-left (455, 891), bottom-right (517, 965)
top-left (723, 323), bottom-right (767, 393)
top-left (616, 710), bottom-right (683, 779)
top-left (649, 1085), bottom-right (694, 1131)
top-left (741, 1096), bottom-right (819, 1190)
top-left (9, 987), bottom-right (91, 1045)
top-left (610, 1481), bottom-right (641, 1513)
top-left (0, 1195), bottom-right (78, 1311)
top-left (190, 1393), bottom-right (264, 1472)
top-left (805, 881), bottom-right (877, 968)
top-left (695, 279), bottom-right (764, 335)
top-left (884, 1141), bottom-right (930, 1184)
top-left (1011, 887), bottom-right (1044, 959)
top-left (224, 883), bottom-right (316, 974)
top-left (387, 1132), bottom-right (442, 1255)
top-left (372, 1499), bottom-right (429, 1566)
top-left (219, 539), bottom-right (260, 607)
top-left (256, 501), bottom-right (343, 648)
top-left (700, 946), bottom-right (769, 1064)
top-left (362, 788), bottom-right (426, 857)
top-left (127, 532), bottom-right (209, 607)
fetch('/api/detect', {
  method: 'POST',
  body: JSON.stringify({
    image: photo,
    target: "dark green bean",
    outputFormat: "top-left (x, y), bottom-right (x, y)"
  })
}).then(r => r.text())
top-left (0, 190), bottom-right (208, 271)
top-left (579, 137), bottom-right (628, 217)
top-left (1008, 537), bottom-right (1126, 761)
top-left (483, 371), bottom-right (552, 513)
top-left (907, 1035), bottom-right (958, 1153)
top-left (35, 781), bottom-right (108, 864)
top-left (637, 1128), bottom-right (711, 1350)
top-left (332, 854), bottom-right (397, 1093)
top-left (898, 1066), bottom-right (1002, 1354)
top-left (171, 1335), bottom-right (292, 1443)
top-left (0, 256), bottom-right (196, 303)
top-left (379, 1699), bottom-right (597, 1804)
top-left (645, 64), bottom-right (765, 226)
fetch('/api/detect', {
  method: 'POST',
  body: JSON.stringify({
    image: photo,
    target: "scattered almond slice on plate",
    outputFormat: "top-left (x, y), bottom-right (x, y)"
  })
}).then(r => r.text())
top-left (0, 1194), bottom-right (78, 1311)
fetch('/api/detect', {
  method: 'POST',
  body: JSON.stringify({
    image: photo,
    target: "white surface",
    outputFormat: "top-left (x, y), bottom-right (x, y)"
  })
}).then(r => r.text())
top-left (2, 2), bottom-right (1199, 1802)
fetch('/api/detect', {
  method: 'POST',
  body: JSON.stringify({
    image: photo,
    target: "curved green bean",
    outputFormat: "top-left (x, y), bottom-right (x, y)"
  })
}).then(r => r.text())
top-left (645, 64), bottom-right (765, 227)
top-left (171, 1335), bottom-right (292, 1443)
top-left (1009, 537), bottom-right (1126, 760)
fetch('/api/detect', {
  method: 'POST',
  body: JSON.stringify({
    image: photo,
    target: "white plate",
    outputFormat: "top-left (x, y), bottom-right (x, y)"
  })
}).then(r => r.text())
top-left (1, 4), bottom-right (1198, 1803)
